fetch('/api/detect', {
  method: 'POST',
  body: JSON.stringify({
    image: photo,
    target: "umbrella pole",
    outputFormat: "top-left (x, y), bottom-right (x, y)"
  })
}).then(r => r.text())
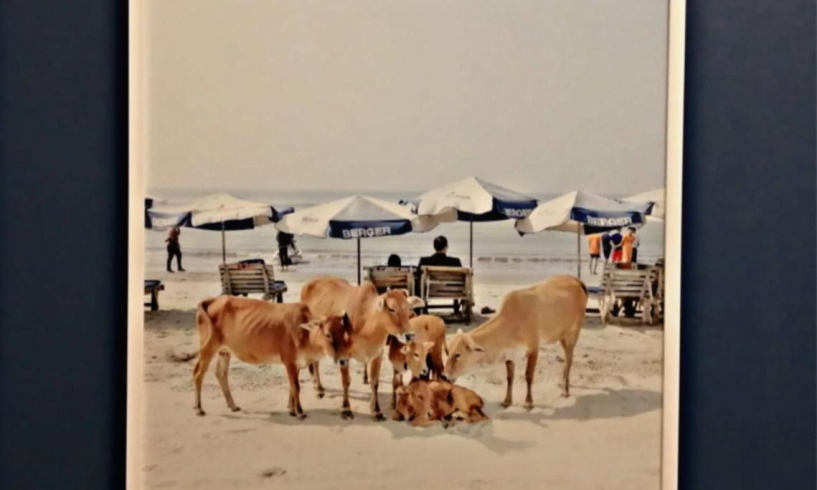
top-left (469, 216), bottom-right (474, 269)
top-left (221, 223), bottom-right (226, 265)
top-left (357, 237), bottom-right (361, 285)
top-left (576, 225), bottom-right (581, 279)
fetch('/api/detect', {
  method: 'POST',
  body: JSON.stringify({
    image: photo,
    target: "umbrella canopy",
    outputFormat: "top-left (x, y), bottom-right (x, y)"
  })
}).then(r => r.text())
top-left (516, 191), bottom-right (652, 235)
top-left (515, 191), bottom-right (653, 278)
top-left (401, 177), bottom-right (538, 267)
top-left (622, 188), bottom-right (665, 221)
top-left (146, 193), bottom-right (291, 231)
top-left (275, 195), bottom-right (440, 283)
top-left (145, 193), bottom-right (294, 263)
top-left (404, 176), bottom-right (538, 222)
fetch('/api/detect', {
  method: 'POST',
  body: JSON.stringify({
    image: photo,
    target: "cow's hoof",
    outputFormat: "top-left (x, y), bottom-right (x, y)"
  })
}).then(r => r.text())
top-left (296, 413), bottom-right (307, 420)
top-left (316, 391), bottom-right (325, 399)
top-left (341, 410), bottom-right (354, 420)
top-left (500, 400), bottom-right (512, 409)
top-left (373, 413), bottom-right (386, 422)
top-left (561, 393), bottom-right (570, 398)
top-left (231, 406), bottom-right (241, 413)
top-left (523, 401), bottom-right (534, 411)
top-left (195, 409), bottom-right (206, 417)
top-left (289, 411), bottom-right (297, 417)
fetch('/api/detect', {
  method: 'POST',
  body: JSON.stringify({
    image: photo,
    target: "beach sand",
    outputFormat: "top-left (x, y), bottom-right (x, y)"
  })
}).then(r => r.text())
top-left (141, 262), bottom-right (663, 490)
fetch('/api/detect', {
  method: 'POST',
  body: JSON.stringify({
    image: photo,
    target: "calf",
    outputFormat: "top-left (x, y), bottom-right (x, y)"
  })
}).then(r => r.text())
top-left (445, 275), bottom-right (588, 409)
top-left (388, 338), bottom-right (434, 410)
top-left (394, 379), bottom-right (487, 428)
top-left (193, 296), bottom-right (352, 419)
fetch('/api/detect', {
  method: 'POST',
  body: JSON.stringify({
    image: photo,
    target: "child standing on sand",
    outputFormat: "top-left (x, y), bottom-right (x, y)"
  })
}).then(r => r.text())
top-left (165, 226), bottom-right (185, 273)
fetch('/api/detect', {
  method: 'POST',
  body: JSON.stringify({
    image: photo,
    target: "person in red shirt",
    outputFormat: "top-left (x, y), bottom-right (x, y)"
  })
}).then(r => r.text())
top-left (587, 233), bottom-right (602, 274)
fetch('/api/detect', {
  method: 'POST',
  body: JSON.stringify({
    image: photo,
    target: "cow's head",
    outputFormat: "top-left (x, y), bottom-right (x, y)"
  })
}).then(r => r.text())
top-left (400, 340), bottom-right (435, 379)
top-left (444, 328), bottom-right (486, 381)
top-left (377, 289), bottom-right (425, 342)
top-left (300, 313), bottom-right (353, 367)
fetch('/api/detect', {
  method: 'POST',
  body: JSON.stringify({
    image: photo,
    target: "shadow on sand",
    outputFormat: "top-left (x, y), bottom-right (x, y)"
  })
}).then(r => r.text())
top-left (215, 387), bottom-right (659, 455)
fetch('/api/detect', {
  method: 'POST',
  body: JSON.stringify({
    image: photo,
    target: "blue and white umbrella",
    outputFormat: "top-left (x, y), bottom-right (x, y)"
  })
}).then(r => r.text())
top-left (402, 177), bottom-right (538, 267)
top-left (275, 195), bottom-right (440, 284)
top-left (621, 188), bottom-right (665, 222)
top-left (515, 191), bottom-right (654, 278)
top-left (145, 193), bottom-right (294, 263)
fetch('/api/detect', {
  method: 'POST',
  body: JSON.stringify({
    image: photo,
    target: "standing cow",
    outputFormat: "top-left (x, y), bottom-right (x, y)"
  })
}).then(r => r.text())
top-left (301, 277), bottom-right (425, 421)
top-left (445, 275), bottom-right (588, 409)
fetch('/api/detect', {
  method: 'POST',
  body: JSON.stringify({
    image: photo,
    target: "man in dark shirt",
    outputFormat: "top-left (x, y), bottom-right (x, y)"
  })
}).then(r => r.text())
top-left (417, 236), bottom-right (463, 313)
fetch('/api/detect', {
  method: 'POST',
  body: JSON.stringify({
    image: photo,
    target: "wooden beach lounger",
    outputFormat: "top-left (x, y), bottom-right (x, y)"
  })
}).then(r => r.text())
top-left (219, 263), bottom-right (288, 303)
top-left (598, 263), bottom-right (660, 325)
top-left (144, 280), bottom-right (165, 311)
top-left (364, 266), bottom-right (416, 294)
top-left (419, 266), bottom-right (474, 324)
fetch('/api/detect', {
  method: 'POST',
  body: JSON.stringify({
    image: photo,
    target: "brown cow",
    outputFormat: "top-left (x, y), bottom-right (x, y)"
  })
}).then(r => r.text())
top-left (300, 276), bottom-right (424, 421)
top-left (192, 296), bottom-right (352, 419)
top-left (445, 275), bottom-right (588, 409)
top-left (394, 379), bottom-right (487, 428)
top-left (387, 338), bottom-right (434, 410)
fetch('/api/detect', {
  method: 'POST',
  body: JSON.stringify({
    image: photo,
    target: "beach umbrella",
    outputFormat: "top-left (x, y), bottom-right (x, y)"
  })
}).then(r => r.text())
top-left (622, 188), bottom-right (665, 221)
top-left (145, 193), bottom-right (294, 264)
top-left (515, 191), bottom-right (654, 278)
top-left (275, 195), bottom-right (440, 284)
top-left (401, 177), bottom-right (538, 268)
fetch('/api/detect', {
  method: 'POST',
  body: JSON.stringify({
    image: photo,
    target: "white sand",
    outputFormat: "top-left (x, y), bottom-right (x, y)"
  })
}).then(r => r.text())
top-left (142, 261), bottom-right (663, 490)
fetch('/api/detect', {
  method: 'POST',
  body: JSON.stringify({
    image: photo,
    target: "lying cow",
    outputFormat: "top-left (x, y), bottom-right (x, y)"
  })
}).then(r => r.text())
top-left (394, 379), bottom-right (487, 428)
top-left (445, 275), bottom-right (588, 409)
top-left (193, 296), bottom-right (352, 419)
top-left (301, 277), bottom-right (425, 421)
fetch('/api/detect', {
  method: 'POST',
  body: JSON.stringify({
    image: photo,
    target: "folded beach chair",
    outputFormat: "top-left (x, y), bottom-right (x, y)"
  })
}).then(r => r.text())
top-left (219, 262), bottom-right (287, 303)
top-left (144, 280), bottom-right (165, 311)
top-left (598, 263), bottom-right (659, 325)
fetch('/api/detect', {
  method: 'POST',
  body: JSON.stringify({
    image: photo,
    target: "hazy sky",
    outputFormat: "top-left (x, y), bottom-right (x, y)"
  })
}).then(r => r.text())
top-left (145, 0), bottom-right (668, 195)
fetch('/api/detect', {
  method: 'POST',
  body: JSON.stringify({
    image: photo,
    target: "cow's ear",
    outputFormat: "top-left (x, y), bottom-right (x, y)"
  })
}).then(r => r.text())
top-left (300, 318), bottom-right (322, 332)
top-left (407, 296), bottom-right (425, 309)
top-left (399, 288), bottom-right (409, 297)
top-left (377, 296), bottom-right (386, 310)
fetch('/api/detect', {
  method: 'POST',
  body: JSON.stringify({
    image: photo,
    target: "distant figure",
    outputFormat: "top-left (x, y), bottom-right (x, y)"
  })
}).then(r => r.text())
top-left (601, 231), bottom-right (612, 262)
top-left (621, 227), bottom-right (637, 264)
top-left (609, 229), bottom-right (624, 263)
top-left (630, 227), bottom-right (640, 263)
top-left (277, 231), bottom-right (295, 270)
top-left (587, 233), bottom-right (602, 274)
top-left (417, 236), bottom-right (462, 313)
top-left (387, 254), bottom-right (402, 267)
top-left (165, 226), bottom-right (184, 273)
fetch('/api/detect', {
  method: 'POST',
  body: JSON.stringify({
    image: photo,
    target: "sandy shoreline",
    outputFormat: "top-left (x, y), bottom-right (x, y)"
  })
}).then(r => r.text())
top-left (141, 262), bottom-right (663, 490)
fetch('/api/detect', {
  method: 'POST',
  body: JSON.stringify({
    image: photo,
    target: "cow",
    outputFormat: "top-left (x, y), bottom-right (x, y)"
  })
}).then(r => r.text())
top-left (300, 276), bottom-right (425, 421)
top-left (426, 380), bottom-right (488, 427)
top-left (394, 379), bottom-right (487, 428)
top-left (387, 338), bottom-right (434, 412)
top-left (444, 275), bottom-right (588, 409)
top-left (192, 296), bottom-right (352, 419)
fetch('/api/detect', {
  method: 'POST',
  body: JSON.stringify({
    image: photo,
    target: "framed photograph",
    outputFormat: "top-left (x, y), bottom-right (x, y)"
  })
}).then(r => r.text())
top-left (128, 1), bottom-right (685, 489)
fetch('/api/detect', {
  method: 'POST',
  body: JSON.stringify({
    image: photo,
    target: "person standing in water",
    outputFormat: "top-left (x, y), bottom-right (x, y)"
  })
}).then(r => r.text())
top-left (277, 231), bottom-right (295, 270)
top-left (166, 226), bottom-right (184, 273)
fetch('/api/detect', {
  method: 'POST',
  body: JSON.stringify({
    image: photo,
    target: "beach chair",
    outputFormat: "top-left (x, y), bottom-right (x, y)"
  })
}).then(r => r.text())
top-left (364, 266), bottom-right (416, 294)
top-left (144, 280), bottom-right (165, 311)
top-left (219, 263), bottom-right (288, 303)
top-left (419, 266), bottom-right (474, 324)
top-left (598, 263), bottom-right (657, 325)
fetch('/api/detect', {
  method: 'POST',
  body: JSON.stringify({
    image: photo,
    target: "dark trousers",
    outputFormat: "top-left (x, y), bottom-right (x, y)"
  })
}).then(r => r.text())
top-left (167, 243), bottom-right (182, 271)
top-left (632, 248), bottom-right (638, 263)
top-left (278, 246), bottom-right (290, 266)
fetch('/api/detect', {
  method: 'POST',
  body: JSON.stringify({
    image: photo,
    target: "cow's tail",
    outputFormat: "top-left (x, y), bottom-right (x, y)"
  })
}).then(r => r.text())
top-left (195, 298), bottom-right (219, 352)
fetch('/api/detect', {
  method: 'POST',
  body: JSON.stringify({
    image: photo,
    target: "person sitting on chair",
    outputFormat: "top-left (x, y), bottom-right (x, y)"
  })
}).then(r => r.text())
top-left (417, 236), bottom-right (463, 313)
top-left (387, 254), bottom-right (402, 267)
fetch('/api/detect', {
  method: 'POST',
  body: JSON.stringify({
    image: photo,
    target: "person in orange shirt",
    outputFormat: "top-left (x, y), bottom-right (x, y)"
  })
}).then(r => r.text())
top-left (587, 233), bottom-right (602, 274)
top-left (621, 227), bottom-right (637, 264)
